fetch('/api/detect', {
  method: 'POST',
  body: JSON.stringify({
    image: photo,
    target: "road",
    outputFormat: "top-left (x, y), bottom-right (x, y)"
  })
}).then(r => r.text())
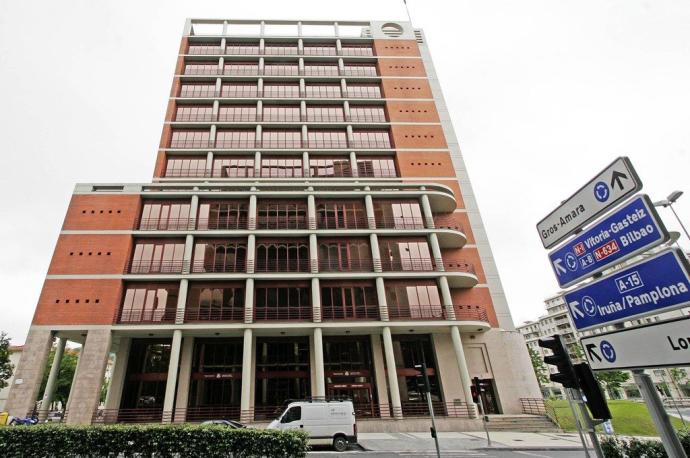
top-left (308, 449), bottom-right (585, 458)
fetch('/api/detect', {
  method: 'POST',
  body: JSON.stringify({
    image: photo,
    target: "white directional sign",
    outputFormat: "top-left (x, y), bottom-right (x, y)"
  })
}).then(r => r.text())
top-left (537, 157), bottom-right (642, 249)
top-left (581, 317), bottom-right (690, 371)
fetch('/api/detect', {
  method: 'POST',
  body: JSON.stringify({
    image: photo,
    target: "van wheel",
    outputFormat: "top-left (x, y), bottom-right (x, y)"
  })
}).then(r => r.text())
top-left (333, 435), bottom-right (348, 452)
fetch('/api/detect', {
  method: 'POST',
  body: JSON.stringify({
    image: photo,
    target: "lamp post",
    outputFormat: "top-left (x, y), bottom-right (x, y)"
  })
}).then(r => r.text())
top-left (654, 191), bottom-right (690, 243)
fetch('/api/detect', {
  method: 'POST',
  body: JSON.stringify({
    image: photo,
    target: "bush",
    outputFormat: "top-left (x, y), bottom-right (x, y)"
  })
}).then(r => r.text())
top-left (601, 431), bottom-right (690, 458)
top-left (0, 423), bottom-right (309, 458)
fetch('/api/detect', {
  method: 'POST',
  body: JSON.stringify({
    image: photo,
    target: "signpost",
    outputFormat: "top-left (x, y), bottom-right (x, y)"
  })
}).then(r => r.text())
top-left (581, 317), bottom-right (690, 371)
top-left (564, 248), bottom-right (690, 331)
top-left (548, 195), bottom-right (669, 288)
top-left (537, 157), bottom-right (642, 249)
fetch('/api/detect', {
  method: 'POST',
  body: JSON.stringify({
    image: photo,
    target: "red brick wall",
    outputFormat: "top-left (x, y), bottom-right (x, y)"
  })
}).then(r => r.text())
top-left (381, 78), bottom-right (433, 99)
top-left (32, 279), bottom-right (123, 325)
top-left (378, 58), bottom-right (427, 77)
top-left (442, 247), bottom-right (486, 284)
top-left (153, 150), bottom-right (167, 178)
top-left (450, 287), bottom-right (499, 327)
top-left (396, 151), bottom-right (455, 178)
top-left (48, 235), bottom-right (132, 275)
top-left (373, 39), bottom-right (420, 57)
top-left (62, 195), bottom-right (141, 230)
top-left (434, 212), bottom-right (475, 245)
top-left (386, 101), bottom-right (440, 123)
top-left (391, 125), bottom-right (447, 149)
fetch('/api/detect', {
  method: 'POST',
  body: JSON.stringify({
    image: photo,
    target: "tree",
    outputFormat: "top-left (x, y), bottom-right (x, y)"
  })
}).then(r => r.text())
top-left (0, 332), bottom-right (13, 390)
top-left (595, 370), bottom-right (630, 398)
top-left (528, 346), bottom-right (550, 387)
top-left (38, 347), bottom-right (79, 407)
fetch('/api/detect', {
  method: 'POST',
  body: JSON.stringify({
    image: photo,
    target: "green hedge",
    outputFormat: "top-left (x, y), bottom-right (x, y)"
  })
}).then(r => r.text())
top-left (600, 430), bottom-right (690, 458)
top-left (0, 424), bottom-right (309, 458)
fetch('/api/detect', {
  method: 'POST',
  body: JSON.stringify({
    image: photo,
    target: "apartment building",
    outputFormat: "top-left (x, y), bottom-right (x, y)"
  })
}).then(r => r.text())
top-left (5, 19), bottom-right (540, 428)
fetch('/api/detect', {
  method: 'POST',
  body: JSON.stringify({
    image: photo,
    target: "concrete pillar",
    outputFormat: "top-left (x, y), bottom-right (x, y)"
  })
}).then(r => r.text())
top-left (303, 151), bottom-right (310, 177)
top-left (240, 328), bottom-right (254, 423)
top-left (189, 195), bottom-right (199, 229)
top-left (38, 337), bottom-right (66, 419)
top-left (308, 194), bottom-right (316, 230)
top-left (338, 57), bottom-right (345, 76)
top-left (174, 336), bottom-right (195, 422)
top-left (66, 329), bottom-right (112, 424)
top-left (450, 326), bottom-right (477, 416)
top-left (376, 276), bottom-right (390, 321)
top-left (104, 337), bottom-right (130, 411)
top-left (301, 124), bottom-right (308, 148)
top-left (299, 78), bottom-right (306, 97)
top-left (254, 152), bottom-right (261, 177)
top-left (298, 37), bottom-right (304, 52)
top-left (346, 125), bottom-right (354, 146)
top-left (364, 191), bottom-right (376, 229)
top-left (214, 77), bottom-right (222, 96)
top-left (259, 37), bottom-right (265, 54)
top-left (336, 39), bottom-right (343, 55)
top-left (222, 22), bottom-right (228, 36)
top-left (246, 234), bottom-right (256, 274)
top-left (370, 334), bottom-right (391, 418)
top-left (309, 233), bottom-right (318, 273)
top-left (340, 79), bottom-right (347, 97)
top-left (438, 276), bottom-right (456, 320)
top-left (183, 234), bottom-right (194, 273)
top-left (218, 56), bottom-right (224, 73)
top-left (334, 22), bottom-right (340, 37)
top-left (428, 232), bottom-right (444, 271)
top-left (176, 279), bottom-right (189, 324)
top-left (349, 151), bottom-right (357, 177)
top-left (256, 125), bottom-right (262, 148)
top-left (312, 277), bottom-right (321, 323)
top-left (370, 233), bottom-right (382, 272)
top-left (4, 328), bottom-right (53, 418)
top-left (258, 57), bottom-right (265, 75)
top-left (212, 100), bottom-right (220, 119)
top-left (210, 125), bottom-right (217, 148)
top-left (256, 100), bottom-right (263, 122)
top-left (258, 78), bottom-right (264, 97)
top-left (298, 57), bottom-right (305, 76)
top-left (162, 330), bottom-right (183, 423)
top-left (382, 327), bottom-right (402, 418)
top-left (420, 193), bottom-right (435, 229)
top-left (248, 194), bottom-right (257, 229)
top-left (313, 328), bottom-right (325, 399)
top-left (300, 100), bottom-right (307, 121)
top-left (206, 151), bottom-right (214, 176)
top-left (244, 278), bottom-right (254, 323)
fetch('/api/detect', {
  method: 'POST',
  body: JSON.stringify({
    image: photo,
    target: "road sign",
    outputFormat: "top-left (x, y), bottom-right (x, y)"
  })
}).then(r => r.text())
top-left (581, 317), bottom-right (690, 370)
top-left (537, 157), bottom-right (642, 249)
top-left (564, 248), bottom-right (690, 331)
top-left (548, 195), bottom-right (669, 288)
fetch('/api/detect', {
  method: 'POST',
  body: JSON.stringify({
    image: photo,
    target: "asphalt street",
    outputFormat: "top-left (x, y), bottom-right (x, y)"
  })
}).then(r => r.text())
top-left (308, 449), bottom-right (586, 458)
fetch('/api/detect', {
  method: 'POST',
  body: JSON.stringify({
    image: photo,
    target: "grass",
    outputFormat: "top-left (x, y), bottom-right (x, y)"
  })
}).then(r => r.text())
top-left (547, 399), bottom-right (688, 437)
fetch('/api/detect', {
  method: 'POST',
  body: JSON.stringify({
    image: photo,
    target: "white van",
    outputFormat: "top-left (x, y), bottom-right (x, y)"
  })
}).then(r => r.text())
top-left (267, 400), bottom-right (357, 452)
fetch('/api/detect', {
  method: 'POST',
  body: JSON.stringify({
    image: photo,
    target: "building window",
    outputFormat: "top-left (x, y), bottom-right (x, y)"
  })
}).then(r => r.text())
top-left (212, 157), bottom-right (255, 178)
top-left (316, 200), bottom-right (366, 229)
top-left (264, 63), bottom-right (299, 76)
top-left (224, 62), bottom-right (259, 76)
top-left (197, 200), bottom-right (248, 230)
top-left (386, 282), bottom-right (442, 319)
top-left (184, 62), bottom-right (219, 75)
top-left (393, 335), bottom-right (444, 412)
top-left (264, 43), bottom-right (298, 55)
top-left (192, 240), bottom-right (247, 273)
top-left (303, 44), bottom-right (337, 56)
top-left (130, 240), bottom-right (185, 273)
top-left (175, 105), bottom-right (214, 122)
top-left (215, 129), bottom-right (256, 148)
top-left (342, 64), bottom-right (377, 77)
top-left (357, 157), bottom-right (397, 177)
top-left (254, 337), bottom-right (311, 413)
top-left (187, 338), bottom-right (243, 415)
top-left (180, 83), bottom-right (216, 98)
top-left (306, 105), bottom-right (344, 122)
top-left (262, 130), bottom-right (302, 148)
top-left (347, 84), bottom-right (381, 99)
top-left (307, 130), bottom-right (347, 148)
top-left (221, 83), bottom-right (258, 98)
top-left (218, 105), bottom-right (257, 122)
top-left (374, 201), bottom-right (423, 228)
top-left (165, 157), bottom-right (207, 177)
top-left (120, 284), bottom-right (178, 322)
top-left (263, 83), bottom-right (300, 98)
top-left (304, 64), bottom-right (339, 76)
top-left (120, 339), bottom-right (172, 412)
top-left (226, 43), bottom-right (260, 55)
top-left (351, 130), bottom-right (391, 148)
top-left (188, 44), bottom-right (222, 55)
top-left (170, 130), bottom-right (211, 148)
top-left (140, 201), bottom-right (192, 230)
top-left (186, 285), bottom-right (245, 322)
top-left (260, 157), bottom-right (303, 177)
top-left (318, 239), bottom-right (371, 271)
top-left (309, 157), bottom-right (351, 177)
top-left (349, 106), bottom-right (386, 123)
top-left (255, 240), bottom-right (309, 272)
top-left (263, 105), bottom-right (301, 122)
top-left (324, 336), bottom-right (378, 416)
top-left (321, 283), bottom-right (379, 320)
top-left (380, 239), bottom-right (433, 271)
top-left (306, 84), bottom-right (341, 98)
top-left (341, 45), bottom-right (373, 56)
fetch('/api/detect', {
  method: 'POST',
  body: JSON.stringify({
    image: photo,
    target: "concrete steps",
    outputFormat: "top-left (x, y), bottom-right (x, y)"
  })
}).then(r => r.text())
top-left (485, 414), bottom-right (560, 432)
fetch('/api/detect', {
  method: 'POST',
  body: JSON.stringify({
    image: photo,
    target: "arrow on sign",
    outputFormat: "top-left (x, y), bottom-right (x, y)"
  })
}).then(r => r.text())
top-left (610, 170), bottom-right (628, 191)
top-left (553, 258), bottom-right (566, 275)
top-left (586, 343), bottom-right (602, 362)
top-left (569, 300), bottom-right (585, 319)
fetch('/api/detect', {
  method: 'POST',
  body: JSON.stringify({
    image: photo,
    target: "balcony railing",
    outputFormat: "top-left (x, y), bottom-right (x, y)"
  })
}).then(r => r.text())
top-left (197, 217), bottom-right (249, 230)
top-left (341, 67), bottom-right (378, 77)
top-left (137, 218), bottom-right (195, 231)
top-left (126, 260), bottom-right (187, 274)
top-left (184, 307), bottom-right (244, 322)
top-left (253, 305), bottom-right (312, 321)
top-left (381, 258), bottom-right (436, 272)
top-left (318, 258), bottom-right (373, 272)
top-left (321, 304), bottom-right (380, 320)
top-left (184, 67), bottom-right (224, 75)
top-left (357, 168), bottom-right (397, 178)
top-left (253, 258), bottom-right (311, 273)
top-left (218, 113), bottom-right (260, 122)
top-left (214, 140), bottom-right (257, 148)
top-left (220, 89), bottom-right (260, 98)
top-left (400, 401), bottom-right (473, 418)
top-left (191, 259), bottom-right (247, 273)
top-left (260, 140), bottom-right (303, 149)
top-left (309, 168), bottom-right (354, 178)
top-left (175, 113), bottom-right (216, 122)
top-left (93, 408), bottom-right (167, 424)
top-left (387, 304), bottom-right (446, 320)
top-left (349, 140), bottom-right (391, 149)
top-left (452, 305), bottom-right (489, 322)
top-left (375, 216), bottom-right (426, 229)
top-left (316, 215), bottom-right (368, 229)
top-left (169, 140), bottom-right (214, 148)
top-left (256, 216), bottom-right (308, 230)
top-left (443, 260), bottom-right (476, 274)
top-left (179, 90), bottom-right (219, 98)
top-left (224, 68), bottom-right (260, 76)
top-left (117, 308), bottom-right (177, 324)
top-left (305, 114), bottom-right (346, 122)
top-left (306, 140), bottom-right (349, 149)
top-left (349, 114), bottom-right (387, 123)
top-left (188, 47), bottom-right (223, 55)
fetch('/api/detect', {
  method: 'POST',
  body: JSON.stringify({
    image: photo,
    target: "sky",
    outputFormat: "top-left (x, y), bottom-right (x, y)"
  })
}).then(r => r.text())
top-left (0, 0), bottom-right (689, 344)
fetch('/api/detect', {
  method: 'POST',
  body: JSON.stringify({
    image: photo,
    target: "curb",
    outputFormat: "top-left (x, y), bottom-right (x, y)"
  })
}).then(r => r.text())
top-left (476, 446), bottom-right (585, 451)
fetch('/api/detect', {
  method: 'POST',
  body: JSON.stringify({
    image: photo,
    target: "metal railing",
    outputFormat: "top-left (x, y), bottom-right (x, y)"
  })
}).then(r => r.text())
top-left (316, 215), bottom-right (368, 229)
top-left (520, 398), bottom-right (560, 427)
top-left (321, 304), bottom-right (380, 320)
top-left (253, 305), bottom-right (313, 321)
top-left (349, 140), bottom-right (392, 149)
top-left (306, 140), bottom-right (349, 149)
top-left (196, 217), bottom-right (249, 230)
top-left (214, 140), bottom-right (257, 148)
top-left (174, 113), bottom-right (216, 122)
top-left (137, 218), bottom-right (195, 231)
top-left (188, 46), bottom-right (223, 55)
top-left (184, 307), bottom-right (245, 322)
top-left (225, 46), bottom-right (260, 55)
top-left (388, 304), bottom-right (446, 320)
top-left (184, 67), bottom-right (224, 75)
top-left (180, 406), bottom-right (242, 422)
top-left (305, 114), bottom-right (346, 122)
top-left (256, 216), bottom-right (308, 230)
top-left (260, 140), bottom-right (304, 149)
top-left (349, 114), bottom-right (387, 123)
top-left (253, 258), bottom-right (311, 272)
top-left (399, 401), bottom-right (474, 418)
top-left (303, 67), bottom-right (340, 76)
top-left (179, 90), bottom-right (219, 98)
top-left (218, 113), bottom-right (260, 122)
top-left (375, 216), bottom-right (426, 229)
top-left (191, 259), bottom-right (247, 273)
top-left (224, 68), bottom-right (260, 76)
top-left (453, 305), bottom-right (489, 322)
top-left (93, 408), bottom-right (167, 424)
top-left (220, 89), bottom-right (260, 98)
top-left (126, 260), bottom-right (187, 274)
top-left (357, 168), bottom-right (398, 178)
top-left (117, 308), bottom-right (177, 324)
top-left (264, 47), bottom-right (299, 55)
top-left (318, 258), bottom-right (373, 272)
top-left (341, 67), bottom-right (378, 77)
top-left (169, 140), bottom-right (214, 148)
top-left (309, 168), bottom-right (354, 178)
top-left (380, 257), bottom-right (436, 272)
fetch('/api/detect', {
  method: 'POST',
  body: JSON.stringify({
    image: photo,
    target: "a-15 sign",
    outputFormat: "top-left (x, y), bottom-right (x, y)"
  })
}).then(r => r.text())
top-left (537, 157), bottom-right (642, 249)
top-left (548, 195), bottom-right (669, 288)
top-left (564, 248), bottom-right (690, 331)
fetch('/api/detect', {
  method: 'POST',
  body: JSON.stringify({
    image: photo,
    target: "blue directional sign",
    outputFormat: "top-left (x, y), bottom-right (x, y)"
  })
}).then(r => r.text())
top-left (549, 195), bottom-right (669, 288)
top-left (564, 248), bottom-right (690, 331)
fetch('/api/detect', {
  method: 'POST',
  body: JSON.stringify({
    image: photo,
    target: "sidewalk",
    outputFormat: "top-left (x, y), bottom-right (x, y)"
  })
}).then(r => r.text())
top-left (357, 431), bottom-right (585, 452)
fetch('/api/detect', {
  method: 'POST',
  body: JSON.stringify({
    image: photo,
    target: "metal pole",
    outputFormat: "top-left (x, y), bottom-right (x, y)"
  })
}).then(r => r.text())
top-left (571, 388), bottom-right (605, 458)
top-left (425, 391), bottom-right (441, 458)
top-left (669, 203), bottom-right (690, 242)
top-left (633, 369), bottom-right (687, 458)
top-left (477, 396), bottom-right (491, 447)
top-left (664, 371), bottom-right (687, 428)
top-left (565, 388), bottom-right (592, 458)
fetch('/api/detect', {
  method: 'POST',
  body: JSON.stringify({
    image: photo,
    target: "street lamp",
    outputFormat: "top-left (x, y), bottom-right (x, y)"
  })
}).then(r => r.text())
top-left (654, 191), bottom-right (690, 242)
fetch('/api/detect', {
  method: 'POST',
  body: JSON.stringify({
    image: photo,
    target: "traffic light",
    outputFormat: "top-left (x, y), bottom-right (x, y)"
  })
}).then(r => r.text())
top-left (538, 335), bottom-right (578, 388)
top-left (574, 363), bottom-right (611, 420)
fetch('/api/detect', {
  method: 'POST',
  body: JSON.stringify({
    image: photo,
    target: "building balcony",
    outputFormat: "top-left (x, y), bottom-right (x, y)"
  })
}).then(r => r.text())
top-left (191, 259), bottom-right (247, 273)
top-left (256, 216), bottom-right (308, 230)
top-left (167, 139), bottom-right (391, 150)
top-left (380, 258), bottom-right (436, 272)
top-left (253, 305), bottom-right (312, 321)
top-left (375, 216), bottom-right (426, 230)
top-left (318, 258), bottom-right (374, 272)
top-left (126, 260), bottom-right (187, 274)
top-left (117, 308), bottom-right (177, 324)
top-left (137, 218), bottom-right (196, 231)
top-left (387, 304), bottom-right (446, 320)
top-left (316, 215), bottom-right (369, 230)
top-left (186, 45), bottom-right (374, 58)
top-left (252, 258), bottom-right (311, 273)
top-left (197, 217), bottom-right (249, 231)
top-left (453, 305), bottom-right (489, 323)
top-left (321, 304), bottom-right (380, 321)
top-left (184, 306), bottom-right (244, 322)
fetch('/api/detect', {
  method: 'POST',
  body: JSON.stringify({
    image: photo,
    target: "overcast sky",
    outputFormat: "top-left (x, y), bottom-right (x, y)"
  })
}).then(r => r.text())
top-left (1, 0), bottom-right (689, 344)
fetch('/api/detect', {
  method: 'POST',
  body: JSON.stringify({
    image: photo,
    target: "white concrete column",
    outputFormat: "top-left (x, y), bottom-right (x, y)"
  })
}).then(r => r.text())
top-left (364, 190), bottom-right (376, 229)
top-left (313, 328), bottom-right (325, 398)
top-left (450, 326), bottom-right (477, 416)
top-left (298, 57), bottom-right (305, 76)
top-left (246, 234), bottom-right (256, 274)
top-left (104, 337), bottom-right (130, 411)
top-left (176, 279), bottom-right (189, 324)
top-left (300, 100), bottom-right (307, 121)
top-left (183, 234), bottom-right (194, 273)
top-left (307, 193), bottom-right (316, 230)
top-left (336, 39), bottom-right (343, 55)
top-left (301, 124), bottom-right (308, 148)
top-left (212, 100), bottom-right (220, 119)
top-left (258, 57), bottom-right (265, 75)
top-left (254, 152), bottom-right (261, 177)
top-left (311, 277), bottom-right (321, 323)
top-left (382, 327), bottom-right (402, 418)
top-left (258, 78), bottom-right (264, 97)
top-left (375, 276), bottom-right (389, 321)
top-left (370, 334), bottom-right (391, 417)
top-left (343, 101), bottom-right (351, 120)
top-left (370, 233), bottom-right (382, 272)
top-left (218, 56), bottom-right (224, 73)
top-left (256, 125), bottom-right (262, 148)
top-left (162, 330), bottom-right (183, 422)
top-left (438, 276), bottom-right (456, 320)
top-left (428, 232), bottom-right (444, 272)
top-left (340, 79), bottom-right (347, 97)
top-left (256, 100), bottom-right (263, 121)
top-left (303, 151), bottom-right (310, 177)
top-left (349, 151), bottom-right (358, 177)
top-left (299, 78), bottom-right (306, 97)
top-left (173, 336), bottom-right (195, 422)
top-left (334, 22), bottom-right (340, 37)
top-left (309, 233), bottom-right (318, 273)
top-left (297, 22), bottom-right (303, 37)
top-left (240, 328), bottom-right (254, 423)
top-left (244, 278), bottom-right (255, 324)
top-left (248, 193), bottom-right (257, 230)
top-left (420, 193), bottom-right (435, 229)
top-left (338, 57), bottom-right (345, 75)
top-left (215, 77), bottom-right (222, 96)
top-left (210, 125), bottom-right (217, 148)
top-left (206, 151), bottom-right (214, 176)
top-left (259, 37), bottom-right (265, 53)
top-left (222, 22), bottom-right (228, 36)
top-left (38, 337), bottom-right (66, 419)
top-left (298, 37), bottom-right (304, 52)
top-left (346, 125), bottom-right (354, 146)
top-left (189, 195), bottom-right (199, 229)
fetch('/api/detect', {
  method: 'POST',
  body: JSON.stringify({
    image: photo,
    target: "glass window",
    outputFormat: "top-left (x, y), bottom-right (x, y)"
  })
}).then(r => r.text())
top-left (256, 202), bottom-right (307, 229)
top-left (264, 63), bottom-right (299, 76)
top-left (306, 106), bottom-right (344, 122)
top-left (303, 44), bottom-right (336, 56)
top-left (131, 240), bottom-right (185, 273)
top-left (263, 105), bottom-right (301, 122)
top-left (305, 84), bottom-right (341, 98)
top-left (347, 84), bottom-right (381, 99)
top-left (351, 130), bottom-right (391, 148)
top-left (303, 64), bottom-right (339, 76)
top-left (215, 130), bottom-right (256, 148)
top-left (165, 158), bottom-right (207, 177)
top-left (140, 201), bottom-right (191, 230)
top-left (221, 83), bottom-right (258, 97)
top-left (188, 44), bottom-right (222, 55)
top-left (260, 157), bottom-right (303, 177)
top-left (262, 130), bottom-right (302, 148)
top-left (198, 200), bottom-right (248, 230)
top-left (307, 130), bottom-right (347, 148)
top-left (180, 83), bottom-right (216, 97)
top-left (193, 240), bottom-right (247, 273)
top-left (357, 158), bottom-right (397, 178)
top-left (349, 106), bottom-right (386, 123)
top-left (341, 45), bottom-right (373, 56)
top-left (218, 105), bottom-right (257, 122)
top-left (226, 43), bottom-right (260, 55)
top-left (263, 83), bottom-right (300, 98)
top-left (212, 157), bottom-right (255, 178)
top-left (316, 200), bottom-right (366, 228)
top-left (264, 43), bottom-right (298, 55)
top-left (184, 63), bottom-right (219, 75)
top-left (121, 284), bottom-right (178, 322)
top-left (170, 130), bottom-right (211, 148)
top-left (224, 62), bottom-right (259, 75)
top-left (342, 64), bottom-right (377, 77)
top-left (175, 105), bottom-right (214, 122)
top-left (309, 157), bottom-right (351, 177)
